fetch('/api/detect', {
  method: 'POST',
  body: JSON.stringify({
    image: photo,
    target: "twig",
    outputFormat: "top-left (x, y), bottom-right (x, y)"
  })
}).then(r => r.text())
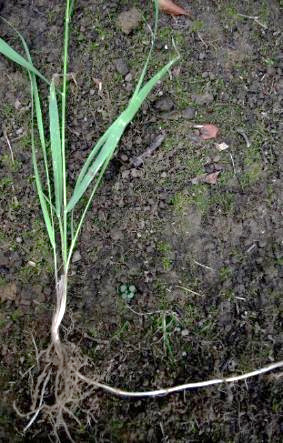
top-left (76, 361), bottom-right (283, 398)
top-left (176, 285), bottom-right (203, 297)
top-left (236, 128), bottom-right (251, 148)
top-left (193, 260), bottom-right (216, 272)
top-left (3, 127), bottom-right (15, 164)
top-left (237, 13), bottom-right (267, 30)
top-left (126, 304), bottom-right (176, 317)
top-left (229, 153), bottom-right (236, 175)
top-left (197, 32), bottom-right (208, 48)
top-left (131, 133), bottom-right (166, 167)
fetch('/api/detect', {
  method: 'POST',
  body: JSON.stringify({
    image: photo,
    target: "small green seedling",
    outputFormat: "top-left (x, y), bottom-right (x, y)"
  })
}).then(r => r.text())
top-left (119, 284), bottom-right (137, 302)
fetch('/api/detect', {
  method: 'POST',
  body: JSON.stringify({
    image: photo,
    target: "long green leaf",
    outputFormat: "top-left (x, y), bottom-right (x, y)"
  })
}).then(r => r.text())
top-left (29, 78), bottom-right (55, 248)
top-left (70, 0), bottom-right (163, 196)
top-left (49, 80), bottom-right (63, 218)
top-left (129, 57), bottom-right (178, 117)
top-left (1, 18), bottom-right (55, 248)
top-left (14, 24), bottom-right (52, 196)
top-left (66, 124), bottom-right (124, 212)
top-left (0, 37), bottom-right (49, 84)
top-left (66, 56), bottom-right (178, 213)
top-left (31, 126), bottom-right (55, 249)
top-left (131, 0), bottom-right (159, 100)
top-left (74, 124), bottom-right (112, 191)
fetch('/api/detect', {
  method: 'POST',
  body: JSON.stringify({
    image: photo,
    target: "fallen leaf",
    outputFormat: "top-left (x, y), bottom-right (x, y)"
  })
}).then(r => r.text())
top-left (195, 124), bottom-right (220, 140)
top-left (215, 142), bottom-right (229, 151)
top-left (203, 171), bottom-right (220, 184)
top-left (158, 0), bottom-right (191, 16)
top-left (191, 171), bottom-right (220, 185)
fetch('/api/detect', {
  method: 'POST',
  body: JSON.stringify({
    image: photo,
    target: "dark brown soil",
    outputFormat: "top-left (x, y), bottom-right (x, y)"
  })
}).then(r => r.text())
top-left (0, 0), bottom-right (282, 441)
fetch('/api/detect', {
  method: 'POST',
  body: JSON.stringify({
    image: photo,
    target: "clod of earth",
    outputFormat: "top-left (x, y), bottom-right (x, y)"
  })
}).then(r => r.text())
top-left (117, 7), bottom-right (143, 34)
top-left (192, 92), bottom-right (214, 106)
top-left (0, 282), bottom-right (17, 302)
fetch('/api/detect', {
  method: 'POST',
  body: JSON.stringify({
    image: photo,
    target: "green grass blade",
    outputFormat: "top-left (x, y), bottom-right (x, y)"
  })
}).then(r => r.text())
top-left (72, 0), bottom-right (163, 192)
top-left (15, 26), bottom-right (52, 201)
top-left (66, 125), bottom-right (123, 212)
top-left (74, 125), bottom-right (112, 190)
top-left (30, 81), bottom-right (55, 248)
top-left (131, 0), bottom-right (159, 100)
top-left (31, 133), bottom-right (55, 249)
top-left (0, 19), bottom-right (49, 180)
top-left (129, 58), bottom-right (178, 117)
top-left (66, 154), bottom-right (112, 268)
top-left (67, 56), bottom-right (178, 213)
top-left (49, 80), bottom-right (63, 218)
top-left (1, 18), bottom-right (55, 248)
top-left (0, 37), bottom-right (49, 84)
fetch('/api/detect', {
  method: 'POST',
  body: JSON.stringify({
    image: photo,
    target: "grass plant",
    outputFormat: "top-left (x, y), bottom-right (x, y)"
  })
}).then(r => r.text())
top-left (0, 0), bottom-right (178, 432)
top-left (1, 0), bottom-right (282, 438)
top-left (0, 0), bottom-right (177, 350)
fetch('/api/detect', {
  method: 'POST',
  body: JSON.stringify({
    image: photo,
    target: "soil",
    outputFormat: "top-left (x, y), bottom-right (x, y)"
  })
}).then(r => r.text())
top-left (0, 0), bottom-right (282, 441)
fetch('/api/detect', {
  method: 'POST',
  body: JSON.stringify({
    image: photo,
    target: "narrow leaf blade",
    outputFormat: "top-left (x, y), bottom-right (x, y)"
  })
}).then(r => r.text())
top-left (49, 80), bottom-right (63, 218)
top-left (66, 126), bottom-right (123, 212)
top-left (30, 76), bottom-right (55, 248)
top-left (31, 140), bottom-right (55, 248)
top-left (0, 38), bottom-right (49, 84)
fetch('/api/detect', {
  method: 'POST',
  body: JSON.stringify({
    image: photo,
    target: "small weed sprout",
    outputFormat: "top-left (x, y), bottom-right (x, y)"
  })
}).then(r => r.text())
top-left (119, 284), bottom-right (137, 302)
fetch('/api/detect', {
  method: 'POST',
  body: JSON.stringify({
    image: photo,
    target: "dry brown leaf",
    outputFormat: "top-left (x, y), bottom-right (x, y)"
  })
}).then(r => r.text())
top-left (158, 0), bottom-right (191, 16)
top-left (195, 124), bottom-right (220, 140)
top-left (203, 171), bottom-right (220, 184)
top-left (191, 171), bottom-right (220, 185)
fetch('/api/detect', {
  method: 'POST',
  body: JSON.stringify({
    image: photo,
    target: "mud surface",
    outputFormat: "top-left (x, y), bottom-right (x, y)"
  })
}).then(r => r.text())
top-left (0, 0), bottom-right (282, 441)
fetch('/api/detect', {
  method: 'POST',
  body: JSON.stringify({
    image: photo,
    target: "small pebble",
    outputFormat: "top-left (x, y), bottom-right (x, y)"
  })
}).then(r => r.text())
top-left (192, 92), bottom-right (214, 106)
top-left (120, 154), bottom-right (128, 162)
top-left (182, 107), bottom-right (196, 120)
top-left (154, 96), bottom-right (174, 112)
top-left (72, 250), bottom-right (82, 263)
top-left (114, 58), bottom-right (129, 76)
top-left (125, 73), bottom-right (132, 82)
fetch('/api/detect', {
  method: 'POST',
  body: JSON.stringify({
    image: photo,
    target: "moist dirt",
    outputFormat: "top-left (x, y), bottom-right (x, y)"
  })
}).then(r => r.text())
top-left (0, 0), bottom-right (282, 441)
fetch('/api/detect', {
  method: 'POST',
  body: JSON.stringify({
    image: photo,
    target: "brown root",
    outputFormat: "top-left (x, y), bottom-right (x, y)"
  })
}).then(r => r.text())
top-left (15, 340), bottom-right (99, 442)
top-left (13, 317), bottom-right (283, 441)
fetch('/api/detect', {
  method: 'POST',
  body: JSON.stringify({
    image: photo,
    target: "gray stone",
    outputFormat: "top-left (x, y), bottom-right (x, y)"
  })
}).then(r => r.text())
top-left (154, 96), bottom-right (174, 112)
top-left (114, 58), bottom-right (129, 76)
top-left (182, 107), bottom-right (196, 119)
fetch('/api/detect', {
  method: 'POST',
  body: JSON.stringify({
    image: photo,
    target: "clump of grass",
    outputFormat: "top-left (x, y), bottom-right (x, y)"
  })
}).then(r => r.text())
top-left (1, 1), bottom-right (282, 439)
top-left (0, 0), bottom-right (178, 434)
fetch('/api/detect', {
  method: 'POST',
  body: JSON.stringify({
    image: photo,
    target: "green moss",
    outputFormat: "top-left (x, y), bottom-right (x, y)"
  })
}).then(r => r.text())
top-left (157, 241), bottom-right (173, 271)
top-left (0, 103), bottom-right (14, 119)
top-left (190, 20), bottom-right (204, 33)
top-left (240, 129), bottom-right (264, 187)
top-left (219, 266), bottom-right (233, 282)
